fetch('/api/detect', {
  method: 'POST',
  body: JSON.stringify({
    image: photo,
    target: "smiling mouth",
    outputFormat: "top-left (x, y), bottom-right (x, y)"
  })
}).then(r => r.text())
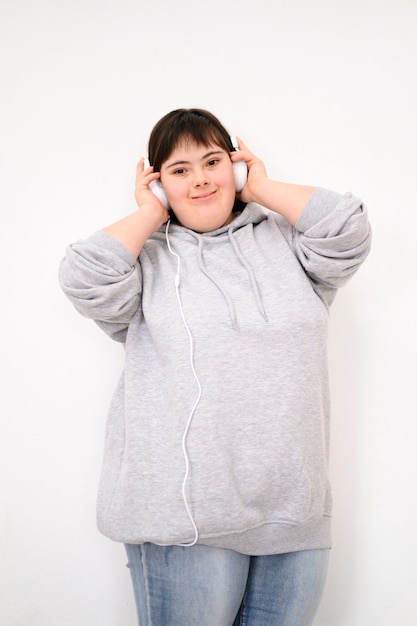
top-left (191, 190), bottom-right (217, 200)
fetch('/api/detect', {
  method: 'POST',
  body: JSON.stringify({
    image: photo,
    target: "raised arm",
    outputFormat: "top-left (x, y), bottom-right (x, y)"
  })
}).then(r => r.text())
top-left (101, 158), bottom-right (169, 258)
top-left (231, 138), bottom-right (371, 301)
top-left (230, 138), bottom-right (315, 225)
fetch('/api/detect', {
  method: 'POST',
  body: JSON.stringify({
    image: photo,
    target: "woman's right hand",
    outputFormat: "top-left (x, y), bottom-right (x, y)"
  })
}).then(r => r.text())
top-left (100, 160), bottom-right (170, 258)
top-left (134, 158), bottom-right (169, 228)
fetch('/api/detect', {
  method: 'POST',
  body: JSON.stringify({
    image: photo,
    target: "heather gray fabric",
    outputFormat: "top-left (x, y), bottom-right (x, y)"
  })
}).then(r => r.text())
top-left (59, 188), bottom-right (371, 555)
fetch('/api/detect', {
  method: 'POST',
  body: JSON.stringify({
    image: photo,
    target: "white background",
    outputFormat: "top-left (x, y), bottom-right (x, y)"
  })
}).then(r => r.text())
top-left (1, 0), bottom-right (416, 624)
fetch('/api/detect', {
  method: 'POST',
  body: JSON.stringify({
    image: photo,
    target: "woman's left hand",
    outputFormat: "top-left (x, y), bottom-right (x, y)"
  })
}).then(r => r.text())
top-left (231, 138), bottom-right (315, 225)
top-left (230, 138), bottom-right (268, 204)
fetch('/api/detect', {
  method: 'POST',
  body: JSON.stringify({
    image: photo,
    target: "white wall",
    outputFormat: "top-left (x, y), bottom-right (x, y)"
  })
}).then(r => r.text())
top-left (1, 0), bottom-right (416, 624)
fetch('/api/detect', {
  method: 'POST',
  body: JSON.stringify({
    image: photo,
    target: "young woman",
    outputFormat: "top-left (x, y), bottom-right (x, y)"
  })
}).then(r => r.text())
top-left (59, 108), bottom-right (371, 625)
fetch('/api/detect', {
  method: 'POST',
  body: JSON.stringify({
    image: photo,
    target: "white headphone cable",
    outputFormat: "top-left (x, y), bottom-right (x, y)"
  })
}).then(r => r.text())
top-left (165, 219), bottom-right (201, 546)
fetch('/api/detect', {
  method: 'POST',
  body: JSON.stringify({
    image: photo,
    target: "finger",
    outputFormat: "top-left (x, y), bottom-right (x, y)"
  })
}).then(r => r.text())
top-left (230, 137), bottom-right (252, 160)
top-left (136, 157), bottom-right (146, 173)
top-left (143, 157), bottom-right (153, 172)
top-left (230, 148), bottom-right (250, 164)
top-left (235, 136), bottom-right (248, 150)
top-left (136, 158), bottom-right (160, 181)
top-left (136, 157), bottom-right (156, 173)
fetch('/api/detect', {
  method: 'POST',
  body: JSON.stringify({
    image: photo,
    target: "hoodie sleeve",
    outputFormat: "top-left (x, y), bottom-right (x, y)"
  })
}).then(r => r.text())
top-left (58, 230), bottom-right (142, 342)
top-left (284, 187), bottom-right (371, 303)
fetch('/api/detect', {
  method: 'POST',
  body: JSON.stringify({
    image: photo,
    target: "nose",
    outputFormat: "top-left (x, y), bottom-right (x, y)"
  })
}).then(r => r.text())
top-left (192, 167), bottom-right (209, 187)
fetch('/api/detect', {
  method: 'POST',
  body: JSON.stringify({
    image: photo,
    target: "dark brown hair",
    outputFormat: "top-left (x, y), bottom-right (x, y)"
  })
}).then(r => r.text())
top-left (148, 108), bottom-right (233, 172)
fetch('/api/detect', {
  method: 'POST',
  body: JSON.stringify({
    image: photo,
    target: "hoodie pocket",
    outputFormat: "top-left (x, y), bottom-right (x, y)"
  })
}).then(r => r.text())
top-left (246, 457), bottom-right (327, 525)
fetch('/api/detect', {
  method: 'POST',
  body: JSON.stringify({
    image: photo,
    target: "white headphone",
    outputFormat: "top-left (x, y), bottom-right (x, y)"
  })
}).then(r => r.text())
top-left (146, 136), bottom-right (248, 210)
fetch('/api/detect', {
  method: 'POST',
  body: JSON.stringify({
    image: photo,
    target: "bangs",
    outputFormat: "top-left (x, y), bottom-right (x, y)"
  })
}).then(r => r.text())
top-left (148, 109), bottom-right (231, 172)
top-left (172, 118), bottom-right (228, 151)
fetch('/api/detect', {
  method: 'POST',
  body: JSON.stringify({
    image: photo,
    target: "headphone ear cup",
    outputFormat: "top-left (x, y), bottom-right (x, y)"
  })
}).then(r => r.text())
top-left (145, 158), bottom-right (170, 209)
top-left (149, 179), bottom-right (169, 210)
top-left (233, 160), bottom-right (248, 192)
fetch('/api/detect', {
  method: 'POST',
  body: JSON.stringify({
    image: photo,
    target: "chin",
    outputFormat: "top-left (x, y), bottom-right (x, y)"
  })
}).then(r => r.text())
top-left (172, 209), bottom-right (235, 233)
top-left (197, 215), bottom-right (234, 233)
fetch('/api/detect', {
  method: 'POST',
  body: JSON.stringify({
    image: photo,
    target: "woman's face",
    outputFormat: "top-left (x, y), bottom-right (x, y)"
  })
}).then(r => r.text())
top-left (159, 141), bottom-right (236, 232)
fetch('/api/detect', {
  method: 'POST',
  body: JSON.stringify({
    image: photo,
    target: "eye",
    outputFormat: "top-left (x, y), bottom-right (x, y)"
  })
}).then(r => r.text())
top-left (207, 158), bottom-right (219, 167)
top-left (173, 167), bottom-right (186, 175)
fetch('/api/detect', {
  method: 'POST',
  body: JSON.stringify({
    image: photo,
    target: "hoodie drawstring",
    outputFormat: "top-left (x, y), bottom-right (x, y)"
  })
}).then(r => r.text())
top-left (195, 234), bottom-right (238, 328)
top-left (165, 221), bottom-right (269, 327)
top-left (227, 226), bottom-right (269, 322)
top-left (195, 229), bottom-right (268, 326)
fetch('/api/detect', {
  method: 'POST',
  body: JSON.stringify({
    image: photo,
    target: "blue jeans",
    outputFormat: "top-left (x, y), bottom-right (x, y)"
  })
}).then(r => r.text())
top-left (125, 543), bottom-right (329, 626)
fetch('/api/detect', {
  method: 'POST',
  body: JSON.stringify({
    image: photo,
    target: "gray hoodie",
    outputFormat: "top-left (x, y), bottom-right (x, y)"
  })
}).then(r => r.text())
top-left (59, 188), bottom-right (371, 555)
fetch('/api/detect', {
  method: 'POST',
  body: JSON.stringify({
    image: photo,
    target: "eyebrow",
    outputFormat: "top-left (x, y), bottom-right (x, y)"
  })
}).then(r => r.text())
top-left (164, 150), bottom-right (225, 170)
